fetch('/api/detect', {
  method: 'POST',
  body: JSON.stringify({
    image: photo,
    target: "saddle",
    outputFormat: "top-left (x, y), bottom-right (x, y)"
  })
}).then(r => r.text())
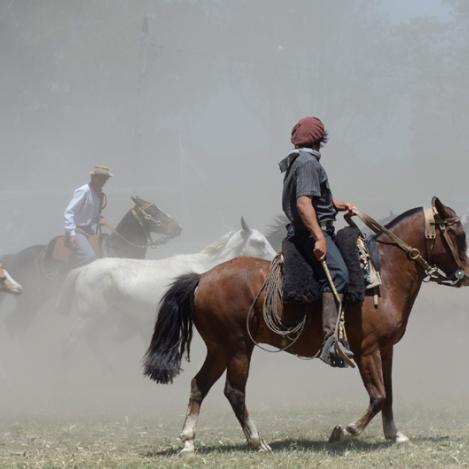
top-left (282, 226), bottom-right (381, 304)
top-left (45, 233), bottom-right (103, 263)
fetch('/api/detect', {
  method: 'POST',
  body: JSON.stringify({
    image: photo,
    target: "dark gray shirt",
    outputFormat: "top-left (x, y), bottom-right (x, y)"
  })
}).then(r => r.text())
top-left (280, 148), bottom-right (337, 228)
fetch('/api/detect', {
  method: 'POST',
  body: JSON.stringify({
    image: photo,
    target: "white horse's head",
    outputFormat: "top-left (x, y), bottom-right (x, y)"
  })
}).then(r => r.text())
top-left (209, 217), bottom-right (276, 262)
top-left (0, 263), bottom-right (23, 295)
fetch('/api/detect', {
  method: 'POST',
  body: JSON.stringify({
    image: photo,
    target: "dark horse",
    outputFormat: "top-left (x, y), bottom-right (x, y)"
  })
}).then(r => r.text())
top-left (1, 196), bottom-right (181, 336)
top-left (143, 197), bottom-right (469, 455)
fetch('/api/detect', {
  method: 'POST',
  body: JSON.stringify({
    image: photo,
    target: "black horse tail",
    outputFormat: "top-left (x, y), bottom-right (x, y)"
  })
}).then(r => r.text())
top-left (143, 272), bottom-right (200, 384)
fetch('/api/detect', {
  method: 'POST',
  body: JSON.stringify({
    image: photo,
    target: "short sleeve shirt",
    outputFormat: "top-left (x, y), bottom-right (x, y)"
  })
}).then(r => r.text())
top-left (281, 149), bottom-right (337, 227)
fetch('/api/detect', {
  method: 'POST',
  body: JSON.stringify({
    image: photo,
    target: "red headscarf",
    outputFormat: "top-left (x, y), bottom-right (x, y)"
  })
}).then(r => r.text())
top-left (290, 116), bottom-right (326, 147)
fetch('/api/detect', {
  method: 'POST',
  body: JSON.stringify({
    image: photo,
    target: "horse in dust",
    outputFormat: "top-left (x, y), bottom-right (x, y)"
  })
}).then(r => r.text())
top-left (0, 263), bottom-right (22, 295)
top-left (59, 218), bottom-right (276, 364)
top-left (143, 197), bottom-right (469, 455)
top-left (0, 196), bottom-right (181, 337)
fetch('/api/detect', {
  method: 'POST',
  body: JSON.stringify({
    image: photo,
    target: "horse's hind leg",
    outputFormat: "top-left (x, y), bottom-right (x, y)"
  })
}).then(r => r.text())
top-left (329, 349), bottom-right (386, 442)
top-left (179, 347), bottom-right (226, 456)
top-left (224, 350), bottom-right (271, 452)
top-left (381, 347), bottom-right (409, 443)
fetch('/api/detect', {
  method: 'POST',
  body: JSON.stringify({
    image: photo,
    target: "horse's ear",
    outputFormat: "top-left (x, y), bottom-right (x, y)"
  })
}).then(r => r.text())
top-left (241, 217), bottom-right (251, 233)
top-left (131, 196), bottom-right (143, 206)
top-left (432, 196), bottom-right (449, 218)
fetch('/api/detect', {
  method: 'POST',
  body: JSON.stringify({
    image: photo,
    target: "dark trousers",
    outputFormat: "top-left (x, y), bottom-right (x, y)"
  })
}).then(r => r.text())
top-left (290, 228), bottom-right (349, 294)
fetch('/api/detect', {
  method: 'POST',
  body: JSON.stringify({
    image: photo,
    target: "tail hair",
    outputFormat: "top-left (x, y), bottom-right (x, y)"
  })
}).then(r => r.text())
top-left (143, 272), bottom-right (200, 384)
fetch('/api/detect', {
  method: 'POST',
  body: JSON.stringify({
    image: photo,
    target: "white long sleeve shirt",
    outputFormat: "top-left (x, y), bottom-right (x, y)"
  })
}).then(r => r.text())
top-left (64, 183), bottom-right (103, 236)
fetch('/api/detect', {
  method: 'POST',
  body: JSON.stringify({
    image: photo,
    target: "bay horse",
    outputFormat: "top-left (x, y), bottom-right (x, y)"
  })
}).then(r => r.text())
top-left (143, 197), bottom-right (469, 455)
top-left (1, 196), bottom-right (181, 336)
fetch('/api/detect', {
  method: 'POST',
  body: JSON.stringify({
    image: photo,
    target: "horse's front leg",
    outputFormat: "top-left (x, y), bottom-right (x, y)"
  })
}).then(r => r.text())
top-left (381, 347), bottom-right (409, 443)
top-left (329, 348), bottom-right (386, 442)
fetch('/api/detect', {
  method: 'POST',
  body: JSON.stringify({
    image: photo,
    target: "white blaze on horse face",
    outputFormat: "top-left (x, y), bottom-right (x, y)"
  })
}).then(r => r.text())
top-left (0, 267), bottom-right (23, 295)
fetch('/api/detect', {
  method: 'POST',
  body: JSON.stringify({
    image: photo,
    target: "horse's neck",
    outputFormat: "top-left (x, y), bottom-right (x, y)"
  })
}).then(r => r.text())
top-left (379, 212), bottom-right (427, 322)
top-left (196, 243), bottom-right (236, 270)
top-left (108, 211), bottom-right (147, 259)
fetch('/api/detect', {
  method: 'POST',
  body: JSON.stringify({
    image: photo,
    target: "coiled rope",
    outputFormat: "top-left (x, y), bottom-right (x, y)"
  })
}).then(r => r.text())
top-left (246, 253), bottom-right (308, 353)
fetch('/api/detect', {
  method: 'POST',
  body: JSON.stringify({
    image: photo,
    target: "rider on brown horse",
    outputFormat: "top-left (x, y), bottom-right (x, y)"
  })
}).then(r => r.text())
top-left (279, 116), bottom-right (355, 368)
top-left (64, 164), bottom-right (111, 267)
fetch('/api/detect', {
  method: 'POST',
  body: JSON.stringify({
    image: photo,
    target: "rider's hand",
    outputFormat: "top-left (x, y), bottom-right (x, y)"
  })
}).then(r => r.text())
top-left (343, 201), bottom-right (357, 215)
top-left (313, 236), bottom-right (327, 261)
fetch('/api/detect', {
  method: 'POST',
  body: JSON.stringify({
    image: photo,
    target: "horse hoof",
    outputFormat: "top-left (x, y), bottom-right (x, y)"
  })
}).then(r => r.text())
top-left (395, 432), bottom-right (409, 444)
top-left (328, 425), bottom-right (353, 443)
top-left (258, 440), bottom-right (272, 453)
top-left (248, 438), bottom-right (272, 453)
top-left (178, 442), bottom-right (195, 457)
top-left (178, 447), bottom-right (195, 458)
top-left (329, 425), bottom-right (346, 443)
top-left (385, 431), bottom-right (409, 444)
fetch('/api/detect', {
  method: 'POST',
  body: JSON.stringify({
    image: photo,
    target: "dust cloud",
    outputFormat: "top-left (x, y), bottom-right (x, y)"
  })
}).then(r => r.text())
top-left (1, 0), bottom-right (469, 423)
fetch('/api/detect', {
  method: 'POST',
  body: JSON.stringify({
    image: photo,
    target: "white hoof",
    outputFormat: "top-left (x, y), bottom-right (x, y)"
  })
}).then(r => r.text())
top-left (178, 441), bottom-right (195, 457)
top-left (248, 438), bottom-right (272, 453)
top-left (258, 439), bottom-right (272, 453)
top-left (395, 432), bottom-right (409, 444)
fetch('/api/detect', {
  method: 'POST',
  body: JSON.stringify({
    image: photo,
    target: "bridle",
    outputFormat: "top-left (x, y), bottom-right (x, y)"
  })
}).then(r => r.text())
top-left (109, 201), bottom-right (171, 249)
top-left (349, 207), bottom-right (467, 288)
top-left (98, 201), bottom-right (176, 251)
top-left (421, 207), bottom-right (466, 286)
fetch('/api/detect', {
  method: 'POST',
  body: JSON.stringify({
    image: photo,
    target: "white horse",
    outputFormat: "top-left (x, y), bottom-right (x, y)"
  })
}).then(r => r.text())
top-left (0, 263), bottom-right (23, 295)
top-left (59, 218), bottom-right (276, 361)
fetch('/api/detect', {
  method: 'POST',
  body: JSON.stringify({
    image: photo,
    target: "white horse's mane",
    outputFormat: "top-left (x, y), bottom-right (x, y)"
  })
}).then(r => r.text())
top-left (200, 231), bottom-right (235, 256)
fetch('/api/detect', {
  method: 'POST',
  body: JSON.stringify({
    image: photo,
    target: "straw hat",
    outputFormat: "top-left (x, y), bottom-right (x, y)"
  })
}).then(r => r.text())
top-left (90, 164), bottom-right (113, 178)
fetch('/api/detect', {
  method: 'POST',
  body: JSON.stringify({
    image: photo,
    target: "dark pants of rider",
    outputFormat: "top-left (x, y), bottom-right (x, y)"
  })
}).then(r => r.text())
top-left (292, 229), bottom-right (349, 294)
top-left (72, 232), bottom-right (97, 268)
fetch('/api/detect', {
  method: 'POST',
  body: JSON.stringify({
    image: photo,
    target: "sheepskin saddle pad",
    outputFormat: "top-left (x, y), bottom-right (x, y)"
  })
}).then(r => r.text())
top-left (281, 226), bottom-right (380, 304)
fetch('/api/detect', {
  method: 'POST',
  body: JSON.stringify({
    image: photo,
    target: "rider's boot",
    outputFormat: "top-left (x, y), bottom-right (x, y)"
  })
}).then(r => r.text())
top-left (318, 292), bottom-right (354, 368)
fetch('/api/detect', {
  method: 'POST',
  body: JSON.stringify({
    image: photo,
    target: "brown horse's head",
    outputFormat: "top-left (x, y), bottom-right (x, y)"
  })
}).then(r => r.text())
top-left (430, 197), bottom-right (469, 285)
top-left (131, 196), bottom-right (182, 238)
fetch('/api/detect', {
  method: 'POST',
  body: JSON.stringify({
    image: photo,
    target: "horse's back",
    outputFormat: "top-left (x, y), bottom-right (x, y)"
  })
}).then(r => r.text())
top-left (194, 256), bottom-right (270, 341)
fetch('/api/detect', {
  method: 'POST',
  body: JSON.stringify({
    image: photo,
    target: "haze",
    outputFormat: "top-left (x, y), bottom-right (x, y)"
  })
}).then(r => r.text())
top-left (0, 0), bottom-right (468, 420)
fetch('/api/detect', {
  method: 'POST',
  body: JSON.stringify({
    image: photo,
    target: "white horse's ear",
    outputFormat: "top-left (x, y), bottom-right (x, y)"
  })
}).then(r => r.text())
top-left (131, 196), bottom-right (138, 205)
top-left (241, 217), bottom-right (251, 232)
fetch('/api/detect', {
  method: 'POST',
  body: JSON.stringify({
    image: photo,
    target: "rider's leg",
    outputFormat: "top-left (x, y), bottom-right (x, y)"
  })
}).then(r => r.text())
top-left (313, 232), bottom-right (354, 367)
top-left (72, 233), bottom-right (97, 267)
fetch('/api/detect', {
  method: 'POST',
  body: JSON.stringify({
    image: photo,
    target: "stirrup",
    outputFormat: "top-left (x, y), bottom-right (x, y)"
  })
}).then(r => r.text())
top-left (319, 335), bottom-right (349, 368)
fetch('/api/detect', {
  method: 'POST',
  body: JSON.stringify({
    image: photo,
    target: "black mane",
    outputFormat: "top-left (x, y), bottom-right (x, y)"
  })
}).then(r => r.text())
top-left (384, 207), bottom-right (423, 230)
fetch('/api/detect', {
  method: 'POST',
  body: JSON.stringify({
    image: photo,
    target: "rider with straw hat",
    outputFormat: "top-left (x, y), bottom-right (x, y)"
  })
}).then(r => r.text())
top-left (64, 164), bottom-right (112, 267)
top-left (279, 117), bottom-right (355, 367)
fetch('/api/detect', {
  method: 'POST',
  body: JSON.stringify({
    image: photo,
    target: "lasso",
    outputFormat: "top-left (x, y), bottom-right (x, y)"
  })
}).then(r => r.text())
top-left (246, 254), bottom-right (308, 353)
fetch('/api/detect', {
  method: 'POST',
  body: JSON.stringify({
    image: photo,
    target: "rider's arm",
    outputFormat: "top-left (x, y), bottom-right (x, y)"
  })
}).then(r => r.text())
top-left (64, 186), bottom-right (86, 236)
top-left (333, 197), bottom-right (356, 213)
top-left (297, 196), bottom-right (327, 261)
top-left (297, 196), bottom-right (324, 240)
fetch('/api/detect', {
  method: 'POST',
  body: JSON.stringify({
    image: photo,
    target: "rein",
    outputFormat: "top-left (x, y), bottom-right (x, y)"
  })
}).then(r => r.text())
top-left (104, 203), bottom-right (172, 250)
top-left (348, 208), bottom-right (465, 287)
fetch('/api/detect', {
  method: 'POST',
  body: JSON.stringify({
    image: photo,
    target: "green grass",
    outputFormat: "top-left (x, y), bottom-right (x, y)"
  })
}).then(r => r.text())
top-left (0, 404), bottom-right (468, 468)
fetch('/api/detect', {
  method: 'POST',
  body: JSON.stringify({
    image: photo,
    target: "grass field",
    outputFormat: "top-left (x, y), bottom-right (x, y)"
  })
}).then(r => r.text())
top-left (1, 402), bottom-right (468, 468)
